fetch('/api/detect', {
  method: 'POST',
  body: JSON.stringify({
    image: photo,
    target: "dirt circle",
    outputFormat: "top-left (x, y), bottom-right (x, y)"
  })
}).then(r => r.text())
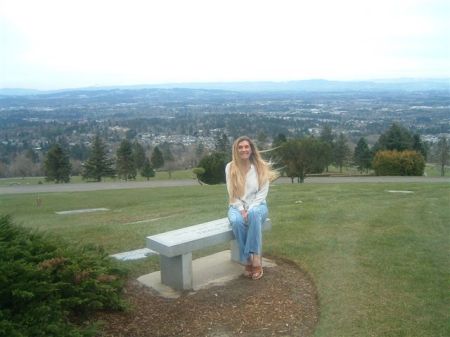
top-left (95, 257), bottom-right (320, 337)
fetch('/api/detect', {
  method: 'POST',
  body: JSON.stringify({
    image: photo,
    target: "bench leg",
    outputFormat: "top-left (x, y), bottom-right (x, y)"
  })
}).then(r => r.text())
top-left (159, 253), bottom-right (193, 291)
top-left (230, 239), bottom-right (240, 263)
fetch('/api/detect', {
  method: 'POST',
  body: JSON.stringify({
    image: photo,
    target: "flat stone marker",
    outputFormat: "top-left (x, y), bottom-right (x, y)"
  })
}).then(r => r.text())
top-left (55, 208), bottom-right (109, 215)
top-left (110, 248), bottom-right (157, 261)
top-left (386, 190), bottom-right (414, 194)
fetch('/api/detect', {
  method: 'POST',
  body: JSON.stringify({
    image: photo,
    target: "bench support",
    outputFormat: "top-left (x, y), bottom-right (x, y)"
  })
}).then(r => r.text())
top-left (160, 253), bottom-right (193, 290)
top-left (230, 239), bottom-right (240, 263)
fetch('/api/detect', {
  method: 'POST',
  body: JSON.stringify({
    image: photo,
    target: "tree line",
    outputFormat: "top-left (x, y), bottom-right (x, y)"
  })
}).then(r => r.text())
top-left (195, 123), bottom-right (450, 184)
top-left (43, 135), bottom-right (166, 183)
top-left (8, 123), bottom-right (450, 183)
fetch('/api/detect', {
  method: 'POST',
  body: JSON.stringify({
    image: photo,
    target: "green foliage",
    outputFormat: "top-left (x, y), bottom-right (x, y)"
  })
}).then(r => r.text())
top-left (116, 139), bottom-right (136, 180)
top-left (375, 123), bottom-right (427, 160)
top-left (140, 158), bottom-right (155, 180)
top-left (0, 182), bottom-right (449, 337)
top-left (159, 143), bottom-right (174, 163)
top-left (0, 215), bottom-right (126, 337)
top-left (435, 137), bottom-right (449, 176)
top-left (319, 124), bottom-right (334, 145)
top-left (372, 150), bottom-right (425, 176)
top-left (375, 123), bottom-right (414, 151)
top-left (82, 135), bottom-right (115, 182)
top-left (44, 144), bottom-right (72, 183)
top-left (333, 133), bottom-right (351, 172)
top-left (272, 133), bottom-right (287, 147)
top-left (192, 167), bottom-right (205, 175)
top-left (268, 183), bottom-right (449, 337)
top-left (192, 167), bottom-right (206, 185)
top-left (150, 146), bottom-right (164, 170)
top-left (279, 137), bottom-right (328, 183)
top-left (319, 125), bottom-right (334, 170)
top-left (132, 141), bottom-right (146, 171)
top-left (353, 137), bottom-right (372, 173)
top-left (198, 152), bottom-right (227, 184)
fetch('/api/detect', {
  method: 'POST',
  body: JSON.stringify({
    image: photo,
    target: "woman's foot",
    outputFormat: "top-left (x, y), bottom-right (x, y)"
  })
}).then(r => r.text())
top-left (243, 255), bottom-right (255, 277)
top-left (244, 264), bottom-right (253, 277)
top-left (251, 265), bottom-right (264, 280)
top-left (251, 254), bottom-right (263, 280)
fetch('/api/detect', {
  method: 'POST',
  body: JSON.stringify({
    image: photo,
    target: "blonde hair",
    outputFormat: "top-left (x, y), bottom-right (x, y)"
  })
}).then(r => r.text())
top-left (228, 136), bottom-right (279, 202)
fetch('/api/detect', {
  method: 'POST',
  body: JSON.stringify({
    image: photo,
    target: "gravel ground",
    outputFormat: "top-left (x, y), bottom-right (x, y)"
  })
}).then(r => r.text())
top-left (94, 257), bottom-right (319, 337)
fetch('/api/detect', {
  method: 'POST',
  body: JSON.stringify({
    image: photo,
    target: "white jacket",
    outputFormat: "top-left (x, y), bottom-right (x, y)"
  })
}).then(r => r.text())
top-left (225, 162), bottom-right (269, 211)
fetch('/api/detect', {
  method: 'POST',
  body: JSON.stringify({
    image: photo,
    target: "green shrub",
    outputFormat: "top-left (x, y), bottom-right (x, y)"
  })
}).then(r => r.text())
top-left (372, 150), bottom-right (425, 176)
top-left (198, 152), bottom-right (227, 184)
top-left (0, 215), bottom-right (127, 337)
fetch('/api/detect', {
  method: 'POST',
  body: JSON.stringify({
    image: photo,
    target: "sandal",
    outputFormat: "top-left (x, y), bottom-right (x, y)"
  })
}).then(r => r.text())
top-left (244, 264), bottom-right (253, 278)
top-left (251, 265), bottom-right (264, 280)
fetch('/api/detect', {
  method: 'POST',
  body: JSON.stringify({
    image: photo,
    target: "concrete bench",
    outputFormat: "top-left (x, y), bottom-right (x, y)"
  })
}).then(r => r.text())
top-left (146, 217), bottom-right (272, 291)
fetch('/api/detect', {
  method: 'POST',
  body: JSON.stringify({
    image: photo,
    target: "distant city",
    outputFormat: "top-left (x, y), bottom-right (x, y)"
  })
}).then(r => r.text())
top-left (0, 79), bottom-right (449, 177)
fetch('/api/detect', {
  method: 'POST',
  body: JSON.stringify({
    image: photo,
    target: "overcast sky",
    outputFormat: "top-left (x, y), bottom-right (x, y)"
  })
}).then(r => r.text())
top-left (1, 0), bottom-right (449, 90)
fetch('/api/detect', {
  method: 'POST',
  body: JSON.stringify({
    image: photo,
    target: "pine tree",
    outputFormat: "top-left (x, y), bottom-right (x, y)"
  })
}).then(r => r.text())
top-left (132, 141), bottom-right (146, 171)
top-left (116, 139), bottom-right (136, 180)
top-left (198, 152), bottom-right (227, 184)
top-left (82, 135), bottom-right (115, 182)
top-left (375, 123), bottom-right (413, 152)
top-left (319, 125), bottom-right (334, 172)
top-left (333, 133), bottom-right (351, 173)
top-left (44, 144), bottom-right (71, 183)
top-left (353, 137), bottom-right (372, 173)
top-left (150, 146), bottom-right (164, 170)
top-left (436, 137), bottom-right (449, 176)
top-left (141, 158), bottom-right (155, 180)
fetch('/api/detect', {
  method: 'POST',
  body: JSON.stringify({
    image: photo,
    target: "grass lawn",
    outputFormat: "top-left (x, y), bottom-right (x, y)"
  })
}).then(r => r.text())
top-left (0, 169), bottom-right (195, 187)
top-left (0, 182), bottom-right (448, 337)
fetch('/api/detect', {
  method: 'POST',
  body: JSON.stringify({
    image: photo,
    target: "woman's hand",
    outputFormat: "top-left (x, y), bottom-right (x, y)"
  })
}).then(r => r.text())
top-left (241, 210), bottom-right (248, 222)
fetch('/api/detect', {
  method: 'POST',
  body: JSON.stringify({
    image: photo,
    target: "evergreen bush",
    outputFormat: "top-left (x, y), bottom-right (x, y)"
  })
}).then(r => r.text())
top-left (197, 152), bottom-right (227, 184)
top-left (0, 215), bottom-right (126, 337)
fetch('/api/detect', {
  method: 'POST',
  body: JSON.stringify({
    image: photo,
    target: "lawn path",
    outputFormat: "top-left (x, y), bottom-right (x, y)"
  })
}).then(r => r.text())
top-left (1, 176), bottom-right (449, 195)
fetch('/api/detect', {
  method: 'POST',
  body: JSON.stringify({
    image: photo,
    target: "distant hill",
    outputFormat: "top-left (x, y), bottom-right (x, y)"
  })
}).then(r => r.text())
top-left (0, 88), bottom-right (43, 96)
top-left (1, 79), bottom-right (448, 96)
top-left (141, 78), bottom-right (450, 92)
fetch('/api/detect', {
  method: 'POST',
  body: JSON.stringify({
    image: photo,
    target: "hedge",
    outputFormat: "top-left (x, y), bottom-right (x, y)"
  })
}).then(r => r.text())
top-left (372, 150), bottom-right (425, 176)
top-left (0, 215), bottom-right (127, 337)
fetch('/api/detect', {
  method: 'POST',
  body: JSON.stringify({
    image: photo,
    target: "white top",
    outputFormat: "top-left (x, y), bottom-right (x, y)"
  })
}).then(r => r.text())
top-left (225, 162), bottom-right (269, 211)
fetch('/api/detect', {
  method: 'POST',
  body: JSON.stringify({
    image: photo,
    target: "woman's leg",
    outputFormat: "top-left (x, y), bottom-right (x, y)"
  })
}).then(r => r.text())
top-left (244, 203), bottom-right (268, 261)
top-left (228, 207), bottom-right (248, 264)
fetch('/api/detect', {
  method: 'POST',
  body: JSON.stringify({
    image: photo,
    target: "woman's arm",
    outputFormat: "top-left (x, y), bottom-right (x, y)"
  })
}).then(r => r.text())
top-left (248, 180), bottom-right (269, 210)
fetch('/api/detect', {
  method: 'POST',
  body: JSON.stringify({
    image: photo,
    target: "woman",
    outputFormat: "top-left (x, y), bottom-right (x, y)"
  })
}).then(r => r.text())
top-left (226, 136), bottom-right (278, 280)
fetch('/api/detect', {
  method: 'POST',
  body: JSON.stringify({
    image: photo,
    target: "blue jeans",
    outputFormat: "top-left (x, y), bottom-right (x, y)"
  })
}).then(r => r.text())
top-left (228, 203), bottom-right (268, 264)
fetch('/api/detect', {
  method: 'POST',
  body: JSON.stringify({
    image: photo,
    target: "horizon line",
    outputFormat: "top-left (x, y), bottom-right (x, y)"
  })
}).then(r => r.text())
top-left (1, 77), bottom-right (449, 92)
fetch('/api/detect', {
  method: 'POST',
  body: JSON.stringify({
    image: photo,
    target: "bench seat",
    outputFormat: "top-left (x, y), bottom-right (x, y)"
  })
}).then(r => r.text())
top-left (146, 217), bottom-right (271, 290)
